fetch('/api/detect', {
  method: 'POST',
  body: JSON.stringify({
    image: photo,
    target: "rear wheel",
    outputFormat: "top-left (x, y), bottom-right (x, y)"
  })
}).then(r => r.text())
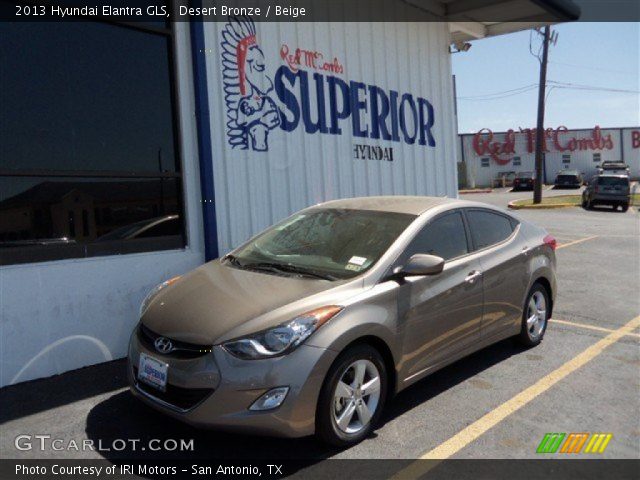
top-left (316, 344), bottom-right (387, 447)
top-left (621, 203), bottom-right (629, 212)
top-left (518, 283), bottom-right (550, 347)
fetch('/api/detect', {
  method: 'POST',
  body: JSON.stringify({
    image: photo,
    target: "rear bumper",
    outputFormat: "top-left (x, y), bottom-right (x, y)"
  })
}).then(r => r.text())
top-left (591, 194), bottom-right (629, 204)
top-left (128, 329), bottom-right (337, 438)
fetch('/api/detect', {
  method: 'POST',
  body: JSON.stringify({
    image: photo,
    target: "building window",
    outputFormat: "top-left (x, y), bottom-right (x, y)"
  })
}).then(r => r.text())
top-left (513, 156), bottom-right (521, 166)
top-left (481, 158), bottom-right (490, 167)
top-left (593, 153), bottom-right (601, 163)
top-left (562, 154), bottom-right (571, 165)
top-left (0, 17), bottom-right (186, 266)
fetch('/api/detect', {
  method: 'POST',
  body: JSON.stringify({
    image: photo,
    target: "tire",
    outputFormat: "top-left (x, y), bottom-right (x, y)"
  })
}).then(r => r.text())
top-left (581, 197), bottom-right (588, 209)
top-left (621, 203), bottom-right (629, 212)
top-left (517, 283), bottom-right (550, 347)
top-left (316, 344), bottom-right (387, 447)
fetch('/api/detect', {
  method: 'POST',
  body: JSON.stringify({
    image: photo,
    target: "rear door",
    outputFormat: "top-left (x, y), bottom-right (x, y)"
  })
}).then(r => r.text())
top-left (464, 209), bottom-right (529, 341)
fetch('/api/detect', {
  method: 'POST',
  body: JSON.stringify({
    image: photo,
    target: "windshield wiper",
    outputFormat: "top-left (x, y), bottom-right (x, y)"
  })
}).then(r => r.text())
top-left (243, 262), bottom-right (337, 281)
top-left (223, 254), bottom-right (243, 267)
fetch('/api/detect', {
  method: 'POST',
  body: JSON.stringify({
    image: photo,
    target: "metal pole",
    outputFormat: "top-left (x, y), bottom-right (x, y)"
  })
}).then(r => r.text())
top-left (533, 26), bottom-right (551, 204)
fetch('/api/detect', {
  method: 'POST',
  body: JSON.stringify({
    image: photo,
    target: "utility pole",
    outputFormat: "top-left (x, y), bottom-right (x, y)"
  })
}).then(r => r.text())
top-left (533, 26), bottom-right (551, 204)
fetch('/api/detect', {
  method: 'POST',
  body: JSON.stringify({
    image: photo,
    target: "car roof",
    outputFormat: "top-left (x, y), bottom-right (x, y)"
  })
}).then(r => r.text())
top-left (315, 196), bottom-right (459, 215)
top-left (313, 195), bottom-right (510, 217)
top-left (558, 170), bottom-right (579, 174)
top-left (596, 173), bottom-right (629, 178)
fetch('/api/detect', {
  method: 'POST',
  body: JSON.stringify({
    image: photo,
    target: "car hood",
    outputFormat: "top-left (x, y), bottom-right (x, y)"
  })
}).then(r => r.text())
top-left (140, 260), bottom-right (361, 345)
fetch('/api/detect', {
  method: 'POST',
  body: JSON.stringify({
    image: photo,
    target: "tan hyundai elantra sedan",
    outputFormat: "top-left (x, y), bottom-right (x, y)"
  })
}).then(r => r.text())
top-left (128, 196), bottom-right (556, 446)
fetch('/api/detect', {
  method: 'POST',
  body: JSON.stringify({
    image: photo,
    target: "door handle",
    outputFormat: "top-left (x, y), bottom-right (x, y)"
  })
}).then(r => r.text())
top-left (522, 246), bottom-right (531, 255)
top-left (465, 270), bottom-right (482, 284)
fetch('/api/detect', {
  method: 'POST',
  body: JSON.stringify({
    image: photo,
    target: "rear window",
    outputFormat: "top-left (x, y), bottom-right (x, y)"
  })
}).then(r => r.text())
top-left (597, 177), bottom-right (629, 186)
top-left (466, 210), bottom-right (516, 250)
top-left (557, 174), bottom-right (577, 180)
top-left (517, 172), bottom-right (533, 178)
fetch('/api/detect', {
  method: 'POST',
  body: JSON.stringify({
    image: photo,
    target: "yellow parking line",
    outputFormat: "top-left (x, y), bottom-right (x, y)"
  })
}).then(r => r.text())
top-left (391, 315), bottom-right (640, 478)
top-left (556, 235), bottom-right (598, 250)
top-left (551, 318), bottom-right (640, 339)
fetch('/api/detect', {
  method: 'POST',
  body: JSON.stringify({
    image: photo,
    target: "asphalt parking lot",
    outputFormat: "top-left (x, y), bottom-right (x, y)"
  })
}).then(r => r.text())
top-left (1, 188), bottom-right (638, 469)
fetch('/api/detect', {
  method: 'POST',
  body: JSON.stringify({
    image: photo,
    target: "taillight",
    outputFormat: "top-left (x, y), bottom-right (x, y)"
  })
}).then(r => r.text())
top-left (594, 185), bottom-right (599, 193)
top-left (543, 235), bottom-right (557, 251)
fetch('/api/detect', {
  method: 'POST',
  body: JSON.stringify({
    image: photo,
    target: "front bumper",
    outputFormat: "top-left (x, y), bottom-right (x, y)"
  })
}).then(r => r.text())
top-left (128, 328), bottom-right (338, 438)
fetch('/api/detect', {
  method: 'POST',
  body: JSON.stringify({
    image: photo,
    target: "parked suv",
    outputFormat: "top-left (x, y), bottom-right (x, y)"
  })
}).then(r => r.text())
top-left (554, 170), bottom-right (583, 189)
top-left (597, 161), bottom-right (630, 176)
top-left (582, 174), bottom-right (630, 211)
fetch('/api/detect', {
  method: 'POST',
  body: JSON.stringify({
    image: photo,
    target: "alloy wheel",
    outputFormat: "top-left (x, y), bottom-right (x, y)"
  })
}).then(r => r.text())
top-left (526, 291), bottom-right (547, 340)
top-left (332, 359), bottom-right (381, 434)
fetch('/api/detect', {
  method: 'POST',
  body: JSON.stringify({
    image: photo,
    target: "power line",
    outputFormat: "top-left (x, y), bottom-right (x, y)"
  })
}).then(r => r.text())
top-left (457, 84), bottom-right (538, 100)
top-left (457, 81), bottom-right (639, 101)
top-left (548, 80), bottom-right (640, 94)
top-left (549, 60), bottom-right (635, 75)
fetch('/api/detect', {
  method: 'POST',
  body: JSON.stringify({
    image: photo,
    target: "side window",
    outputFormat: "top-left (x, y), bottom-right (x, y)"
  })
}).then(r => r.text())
top-left (466, 210), bottom-right (515, 250)
top-left (403, 212), bottom-right (469, 261)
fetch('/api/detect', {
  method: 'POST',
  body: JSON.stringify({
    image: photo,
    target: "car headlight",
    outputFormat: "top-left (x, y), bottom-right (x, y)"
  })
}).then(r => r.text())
top-left (222, 305), bottom-right (343, 360)
top-left (139, 275), bottom-right (181, 317)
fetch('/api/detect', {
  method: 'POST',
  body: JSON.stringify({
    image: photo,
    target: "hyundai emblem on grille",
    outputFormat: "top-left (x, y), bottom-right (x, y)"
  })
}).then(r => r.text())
top-left (154, 337), bottom-right (174, 354)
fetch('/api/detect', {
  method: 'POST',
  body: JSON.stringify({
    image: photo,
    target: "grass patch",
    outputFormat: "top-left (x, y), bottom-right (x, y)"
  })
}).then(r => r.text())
top-left (512, 194), bottom-right (640, 207)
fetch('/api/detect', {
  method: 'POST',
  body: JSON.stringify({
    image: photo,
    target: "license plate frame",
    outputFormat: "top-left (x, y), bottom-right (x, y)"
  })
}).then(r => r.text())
top-left (138, 352), bottom-right (168, 392)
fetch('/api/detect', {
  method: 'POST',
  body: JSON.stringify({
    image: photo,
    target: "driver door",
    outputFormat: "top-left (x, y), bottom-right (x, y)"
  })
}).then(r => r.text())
top-left (395, 210), bottom-right (484, 385)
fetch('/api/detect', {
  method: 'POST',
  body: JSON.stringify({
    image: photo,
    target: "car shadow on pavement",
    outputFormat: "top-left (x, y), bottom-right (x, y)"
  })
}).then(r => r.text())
top-left (0, 359), bottom-right (129, 425)
top-left (84, 390), bottom-right (336, 461)
top-left (84, 338), bottom-right (526, 467)
top-left (378, 338), bottom-right (523, 428)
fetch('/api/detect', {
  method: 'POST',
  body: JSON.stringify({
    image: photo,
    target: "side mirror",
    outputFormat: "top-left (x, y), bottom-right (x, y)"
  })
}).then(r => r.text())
top-left (397, 254), bottom-right (445, 277)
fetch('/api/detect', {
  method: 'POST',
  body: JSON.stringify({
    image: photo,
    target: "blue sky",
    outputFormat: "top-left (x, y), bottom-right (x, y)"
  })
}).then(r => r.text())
top-left (452, 22), bottom-right (639, 133)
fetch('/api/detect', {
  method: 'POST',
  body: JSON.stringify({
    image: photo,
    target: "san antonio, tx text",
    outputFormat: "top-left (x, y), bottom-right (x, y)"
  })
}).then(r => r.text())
top-left (16, 464), bottom-right (284, 476)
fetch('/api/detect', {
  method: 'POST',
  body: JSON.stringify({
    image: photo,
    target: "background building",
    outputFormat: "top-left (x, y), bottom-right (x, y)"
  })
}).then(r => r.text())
top-left (460, 126), bottom-right (640, 187)
top-left (0, 1), bottom-right (579, 387)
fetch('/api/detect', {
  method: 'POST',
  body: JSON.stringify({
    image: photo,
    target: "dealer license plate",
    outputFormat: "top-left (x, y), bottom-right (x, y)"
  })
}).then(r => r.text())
top-left (138, 353), bottom-right (168, 392)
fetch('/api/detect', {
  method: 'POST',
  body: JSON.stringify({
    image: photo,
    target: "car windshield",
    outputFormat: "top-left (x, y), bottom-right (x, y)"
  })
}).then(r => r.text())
top-left (597, 177), bottom-right (628, 186)
top-left (517, 172), bottom-right (533, 178)
top-left (230, 208), bottom-right (416, 280)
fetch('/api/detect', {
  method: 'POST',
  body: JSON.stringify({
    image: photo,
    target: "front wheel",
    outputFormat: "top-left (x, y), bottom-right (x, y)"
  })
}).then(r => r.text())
top-left (316, 344), bottom-right (387, 447)
top-left (518, 283), bottom-right (550, 347)
top-left (621, 203), bottom-right (629, 212)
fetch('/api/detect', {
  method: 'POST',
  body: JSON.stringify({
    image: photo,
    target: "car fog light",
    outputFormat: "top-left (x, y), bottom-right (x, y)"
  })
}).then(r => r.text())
top-left (249, 387), bottom-right (289, 411)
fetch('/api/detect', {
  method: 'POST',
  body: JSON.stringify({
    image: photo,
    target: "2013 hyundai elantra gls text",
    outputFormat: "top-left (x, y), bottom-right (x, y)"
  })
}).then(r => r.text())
top-left (129, 196), bottom-right (557, 446)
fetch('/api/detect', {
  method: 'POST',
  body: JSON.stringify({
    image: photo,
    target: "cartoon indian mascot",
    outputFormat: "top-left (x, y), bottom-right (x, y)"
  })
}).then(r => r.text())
top-left (220, 17), bottom-right (280, 151)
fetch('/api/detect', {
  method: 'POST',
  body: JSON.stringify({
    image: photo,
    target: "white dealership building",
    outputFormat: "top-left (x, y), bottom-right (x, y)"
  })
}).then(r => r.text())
top-left (0, 0), bottom-right (580, 387)
top-left (461, 126), bottom-right (640, 187)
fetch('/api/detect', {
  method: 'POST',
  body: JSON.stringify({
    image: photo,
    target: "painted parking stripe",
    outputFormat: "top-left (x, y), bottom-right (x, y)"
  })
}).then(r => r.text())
top-left (550, 318), bottom-right (640, 339)
top-left (391, 315), bottom-right (640, 478)
top-left (556, 235), bottom-right (598, 250)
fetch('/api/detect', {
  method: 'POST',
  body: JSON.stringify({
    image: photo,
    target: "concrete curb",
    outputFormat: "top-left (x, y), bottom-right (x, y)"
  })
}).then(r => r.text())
top-left (508, 198), bottom-right (578, 210)
top-left (459, 189), bottom-right (492, 194)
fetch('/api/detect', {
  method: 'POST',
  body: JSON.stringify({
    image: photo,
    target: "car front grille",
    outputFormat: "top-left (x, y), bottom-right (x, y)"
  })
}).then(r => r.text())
top-left (133, 366), bottom-right (214, 411)
top-left (137, 324), bottom-right (212, 358)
